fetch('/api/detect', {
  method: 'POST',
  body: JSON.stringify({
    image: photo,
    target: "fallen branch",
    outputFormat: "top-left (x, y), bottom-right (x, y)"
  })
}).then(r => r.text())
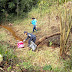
top-left (36, 32), bottom-right (60, 46)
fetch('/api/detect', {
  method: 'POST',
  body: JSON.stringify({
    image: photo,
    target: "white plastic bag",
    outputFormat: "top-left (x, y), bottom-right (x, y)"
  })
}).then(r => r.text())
top-left (29, 41), bottom-right (37, 51)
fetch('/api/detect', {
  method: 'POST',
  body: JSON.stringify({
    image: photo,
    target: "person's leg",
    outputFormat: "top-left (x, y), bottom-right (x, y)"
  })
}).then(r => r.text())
top-left (32, 37), bottom-right (36, 43)
top-left (34, 25), bottom-right (37, 31)
top-left (28, 39), bottom-right (31, 46)
top-left (33, 26), bottom-right (35, 32)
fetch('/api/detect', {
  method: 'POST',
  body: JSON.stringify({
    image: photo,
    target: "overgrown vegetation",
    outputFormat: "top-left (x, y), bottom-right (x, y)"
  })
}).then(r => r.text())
top-left (0, 0), bottom-right (71, 23)
top-left (59, 0), bottom-right (72, 58)
top-left (0, 0), bottom-right (39, 23)
top-left (0, 0), bottom-right (72, 72)
top-left (0, 44), bottom-right (17, 63)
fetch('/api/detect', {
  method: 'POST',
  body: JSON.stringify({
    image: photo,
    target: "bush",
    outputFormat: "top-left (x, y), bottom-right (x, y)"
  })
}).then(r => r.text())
top-left (60, 48), bottom-right (72, 72)
top-left (63, 57), bottom-right (72, 71)
top-left (16, 61), bottom-right (34, 71)
top-left (0, 44), bottom-right (17, 64)
top-left (53, 67), bottom-right (60, 72)
top-left (43, 65), bottom-right (52, 71)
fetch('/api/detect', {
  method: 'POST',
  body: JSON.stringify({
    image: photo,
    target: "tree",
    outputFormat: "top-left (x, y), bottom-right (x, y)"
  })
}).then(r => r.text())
top-left (0, 0), bottom-right (39, 22)
top-left (60, 0), bottom-right (72, 58)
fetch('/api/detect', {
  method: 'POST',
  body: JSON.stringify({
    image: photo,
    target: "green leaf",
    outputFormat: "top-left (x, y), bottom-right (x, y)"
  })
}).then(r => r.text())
top-left (43, 65), bottom-right (52, 71)
top-left (1, 9), bottom-right (5, 12)
top-left (8, 2), bottom-right (15, 9)
top-left (59, 0), bottom-right (61, 3)
top-left (7, 66), bottom-right (12, 72)
top-left (49, 41), bottom-right (52, 46)
top-left (16, 64), bottom-right (20, 67)
top-left (20, 62), bottom-right (32, 69)
top-left (5, 51), bottom-right (8, 54)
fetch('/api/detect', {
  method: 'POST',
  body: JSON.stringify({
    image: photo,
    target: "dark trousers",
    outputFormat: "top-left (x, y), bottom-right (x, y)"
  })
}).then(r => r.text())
top-left (33, 25), bottom-right (37, 32)
top-left (28, 37), bottom-right (36, 45)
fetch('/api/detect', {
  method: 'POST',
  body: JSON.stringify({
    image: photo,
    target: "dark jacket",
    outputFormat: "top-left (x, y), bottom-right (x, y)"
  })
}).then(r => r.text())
top-left (25, 33), bottom-right (36, 40)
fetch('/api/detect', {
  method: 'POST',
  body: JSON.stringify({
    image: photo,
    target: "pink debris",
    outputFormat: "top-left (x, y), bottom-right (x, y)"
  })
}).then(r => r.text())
top-left (17, 41), bottom-right (24, 48)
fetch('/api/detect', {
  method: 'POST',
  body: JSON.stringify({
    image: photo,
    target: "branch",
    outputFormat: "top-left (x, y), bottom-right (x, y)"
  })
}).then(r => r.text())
top-left (36, 32), bottom-right (60, 46)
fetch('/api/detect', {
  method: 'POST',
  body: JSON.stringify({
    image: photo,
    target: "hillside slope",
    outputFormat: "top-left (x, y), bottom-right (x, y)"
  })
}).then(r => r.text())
top-left (0, 1), bottom-right (72, 71)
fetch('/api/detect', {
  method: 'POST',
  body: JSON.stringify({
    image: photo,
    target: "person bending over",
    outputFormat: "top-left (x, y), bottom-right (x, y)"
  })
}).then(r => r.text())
top-left (23, 31), bottom-right (36, 46)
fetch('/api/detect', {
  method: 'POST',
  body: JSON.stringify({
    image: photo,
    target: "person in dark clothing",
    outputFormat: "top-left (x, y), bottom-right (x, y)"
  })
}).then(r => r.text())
top-left (23, 31), bottom-right (36, 46)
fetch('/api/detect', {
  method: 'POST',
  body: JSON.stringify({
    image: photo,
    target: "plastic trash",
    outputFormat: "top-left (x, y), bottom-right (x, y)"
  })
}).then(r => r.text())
top-left (29, 41), bottom-right (37, 51)
top-left (17, 41), bottom-right (24, 48)
top-left (0, 54), bottom-right (3, 63)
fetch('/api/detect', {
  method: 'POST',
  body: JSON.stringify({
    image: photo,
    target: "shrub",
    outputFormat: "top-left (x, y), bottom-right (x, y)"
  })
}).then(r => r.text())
top-left (60, 48), bottom-right (72, 72)
top-left (0, 44), bottom-right (17, 64)
top-left (43, 65), bottom-right (52, 71)
top-left (16, 61), bottom-right (34, 71)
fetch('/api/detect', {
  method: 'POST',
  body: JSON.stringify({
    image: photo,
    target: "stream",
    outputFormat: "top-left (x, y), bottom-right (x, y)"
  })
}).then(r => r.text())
top-left (0, 25), bottom-right (23, 41)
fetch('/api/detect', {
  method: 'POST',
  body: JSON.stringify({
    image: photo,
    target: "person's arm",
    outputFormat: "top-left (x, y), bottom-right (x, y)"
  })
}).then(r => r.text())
top-left (24, 34), bottom-right (31, 42)
top-left (35, 19), bottom-right (37, 26)
top-left (25, 36), bottom-right (29, 40)
top-left (23, 36), bottom-right (29, 42)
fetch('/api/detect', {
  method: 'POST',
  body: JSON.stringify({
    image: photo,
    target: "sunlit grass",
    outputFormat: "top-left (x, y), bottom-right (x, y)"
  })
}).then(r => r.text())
top-left (0, 28), bottom-right (7, 41)
top-left (15, 45), bottom-right (63, 71)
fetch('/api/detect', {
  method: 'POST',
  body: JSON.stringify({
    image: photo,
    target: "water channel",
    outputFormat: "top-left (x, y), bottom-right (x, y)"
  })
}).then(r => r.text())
top-left (0, 25), bottom-right (23, 41)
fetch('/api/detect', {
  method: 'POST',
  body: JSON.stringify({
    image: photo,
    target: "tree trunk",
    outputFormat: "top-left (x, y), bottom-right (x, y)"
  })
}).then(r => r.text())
top-left (36, 32), bottom-right (60, 46)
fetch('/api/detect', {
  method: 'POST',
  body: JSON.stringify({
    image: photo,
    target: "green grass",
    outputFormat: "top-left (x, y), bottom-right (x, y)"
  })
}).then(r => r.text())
top-left (0, 29), bottom-right (7, 41)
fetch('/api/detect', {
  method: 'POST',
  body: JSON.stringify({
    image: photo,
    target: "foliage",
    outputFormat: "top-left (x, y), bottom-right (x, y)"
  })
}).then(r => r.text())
top-left (43, 65), bottom-right (52, 71)
top-left (27, 49), bottom-right (36, 56)
top-left (8, 2), bottom-right (15, 9)
top-left (49, 41), bottom-right (52, 46)
top-left (0, 0), bottom-right (39, 23)
top-left (0, 44), bottom-right (17, 64)
top-left (59, 47), bottom-right (72, 72)
top-left (7, 66), bottom-right (12, 72)
top-left (0, 0), bottom-right (72, 71)
top-left (0, 0), bottom-right (72, 23)
top-left (20, 62), bottom-right (32, 69)
top-left (16, 61), bottom-right (33, 71)
top-left (60, 1), bottom-right (72, 56)
top-left (53, 67), bottom-right (60, 72)
top-left (60, 58), bottom-right (72, 72)
top-left (64, 49), bottom-right (72, 71)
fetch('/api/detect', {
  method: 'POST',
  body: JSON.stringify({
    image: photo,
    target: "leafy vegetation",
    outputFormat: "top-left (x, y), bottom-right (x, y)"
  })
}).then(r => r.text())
top-left (0, 0), bottom-right (39, 23)
top-left (0, 0), bottom-right (72, 72)
top-left (43, 65), bottom-right (52, 71)
top-left (0, 44), bottom-right (17, 64)
top-left (0, 0), bottom-right (72, 23)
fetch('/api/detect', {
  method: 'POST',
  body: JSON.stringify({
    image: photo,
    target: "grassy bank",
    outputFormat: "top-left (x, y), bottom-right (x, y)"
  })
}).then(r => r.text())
top-left (0, 1), bottom-right (72, 72)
